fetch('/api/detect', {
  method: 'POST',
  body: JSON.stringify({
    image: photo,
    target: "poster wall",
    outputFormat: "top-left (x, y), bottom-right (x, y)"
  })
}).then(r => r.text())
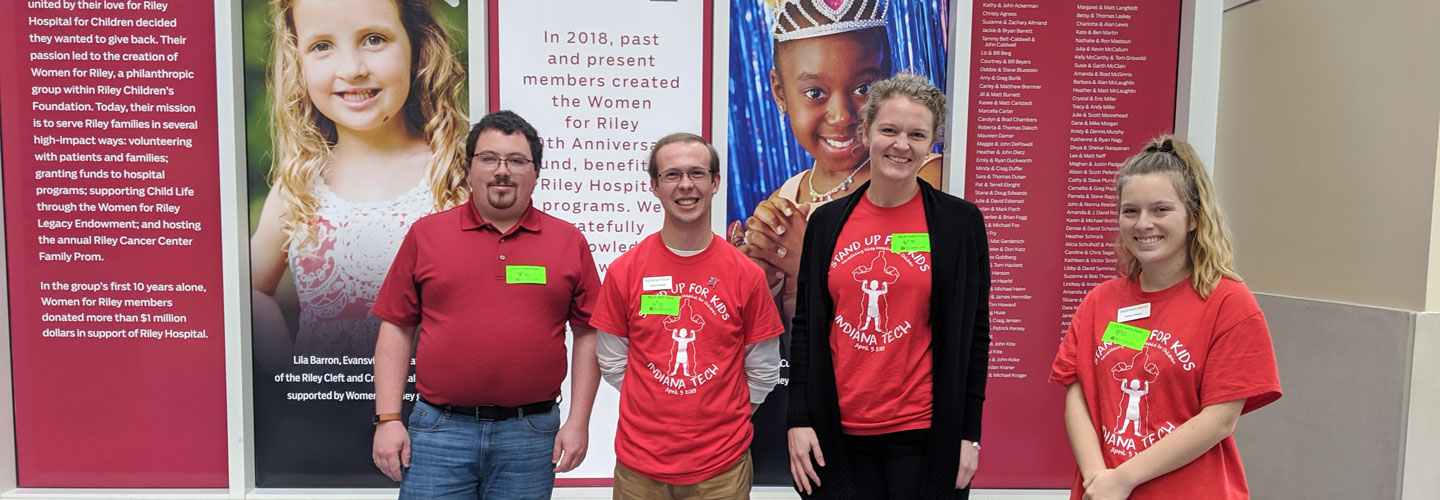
top-left (0, 0), bottom-right (227, 487)
top-left (0, 0), bottom-right (1188, 491)
top-left (241, 0), bottom-right (470, 487)
top-left (962, 0), bottom-right (1182, 487)
top-left (488, 0), bottom-right (712, 481)
top-left (725, 0), bottom-right (950, 485)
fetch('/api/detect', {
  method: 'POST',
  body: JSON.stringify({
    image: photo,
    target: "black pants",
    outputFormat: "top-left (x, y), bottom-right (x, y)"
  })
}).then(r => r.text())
top-left (843, 428), bottom-right (929, 500)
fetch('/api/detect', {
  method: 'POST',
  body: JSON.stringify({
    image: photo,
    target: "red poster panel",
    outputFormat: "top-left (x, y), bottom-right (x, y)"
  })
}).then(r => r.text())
top-left (964, 1), bottom-right (1181, 488)
top-left (1, 0), bottom-right (226, 487)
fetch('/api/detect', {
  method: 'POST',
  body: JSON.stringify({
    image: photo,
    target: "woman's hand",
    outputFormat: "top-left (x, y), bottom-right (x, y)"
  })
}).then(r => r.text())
top-left (1082, 469), bottom-right (1136, 500)
top-left (956, 440), bottom-right (979, 488)
top-left (788, 426), bottom-right (825, 495)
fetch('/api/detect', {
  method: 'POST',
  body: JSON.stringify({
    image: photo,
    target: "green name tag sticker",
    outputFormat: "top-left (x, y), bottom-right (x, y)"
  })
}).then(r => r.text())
top-left (640, 295), bottom-right (680, 316)
top-left (891, 233), bottom-right (931, 253)
top-left (505, 265), bottom-right (546, 285)
top-left (1102, 321), bottom-right (1151, 351)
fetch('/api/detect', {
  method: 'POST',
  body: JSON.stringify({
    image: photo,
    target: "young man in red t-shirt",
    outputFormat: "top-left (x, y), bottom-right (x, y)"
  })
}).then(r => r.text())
top-left (592, 133), bottom-right (785, 499)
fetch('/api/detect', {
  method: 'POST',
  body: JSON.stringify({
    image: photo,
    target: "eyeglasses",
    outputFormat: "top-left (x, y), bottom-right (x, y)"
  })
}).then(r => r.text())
top-left (657, 168), bottom-right (714, 184)
top-left (472, 155), bottom-right (534, 170)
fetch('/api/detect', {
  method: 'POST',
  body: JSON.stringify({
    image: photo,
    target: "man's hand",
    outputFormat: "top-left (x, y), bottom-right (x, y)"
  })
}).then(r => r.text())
top-left (372, 421), bottom-right (410, 482)
top-left (788, 427), bottom-right (825, 495)
top-left (552, 420), bottom-right (589, 472)
top-left (372, 321), bottom-right (415, 482)
top-left (956, 440), bottom-right (979, 488)
top-left (727, 220), bottom-right (747, 247)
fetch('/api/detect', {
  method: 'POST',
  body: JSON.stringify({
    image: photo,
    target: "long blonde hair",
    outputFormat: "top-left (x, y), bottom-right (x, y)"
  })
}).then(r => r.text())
top-left (267, 0), bottom-right (469, 250)
top-left (1115, 136), bottom-right (1241, 298)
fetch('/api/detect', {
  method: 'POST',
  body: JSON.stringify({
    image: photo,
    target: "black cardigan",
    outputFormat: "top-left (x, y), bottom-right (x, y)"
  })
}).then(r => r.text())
top-left (787, 179), bottom-right (991, 500)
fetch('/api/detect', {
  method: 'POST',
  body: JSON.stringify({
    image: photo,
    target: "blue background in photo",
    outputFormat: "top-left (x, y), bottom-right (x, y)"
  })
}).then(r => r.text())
top-left (726, 0), bottom-right (951, 225)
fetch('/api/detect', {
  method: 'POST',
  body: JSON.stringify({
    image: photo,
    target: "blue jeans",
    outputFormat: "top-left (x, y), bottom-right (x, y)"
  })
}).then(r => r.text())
top-left (398, 400), bottom-right (559, 500)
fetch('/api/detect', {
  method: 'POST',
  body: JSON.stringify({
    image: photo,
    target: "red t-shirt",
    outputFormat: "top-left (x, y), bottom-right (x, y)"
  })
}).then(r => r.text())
top-left (372, 200), bottom-right (601, 406)
top-left (590, 233), bottom-right (784, 484)
top-left (827, 192), bottom-right (934, 435)
top-left (1050, 277), bottom-right (1282, 499)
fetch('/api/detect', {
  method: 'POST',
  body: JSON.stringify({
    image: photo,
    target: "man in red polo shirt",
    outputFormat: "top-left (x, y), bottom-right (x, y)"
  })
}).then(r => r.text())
top-left (369, 110), bottom-right (601, 499)
top-left (592, 133), bottom-right (784, 499)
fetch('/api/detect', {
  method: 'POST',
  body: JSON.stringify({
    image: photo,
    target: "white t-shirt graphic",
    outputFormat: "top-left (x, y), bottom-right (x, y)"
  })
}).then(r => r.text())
top-left (850, 253), bottom-right (899, 333)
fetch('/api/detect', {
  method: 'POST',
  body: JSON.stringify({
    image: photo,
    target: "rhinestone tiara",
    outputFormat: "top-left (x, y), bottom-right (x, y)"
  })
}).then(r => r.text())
top-left (771, 0), bottom-right (889, 42)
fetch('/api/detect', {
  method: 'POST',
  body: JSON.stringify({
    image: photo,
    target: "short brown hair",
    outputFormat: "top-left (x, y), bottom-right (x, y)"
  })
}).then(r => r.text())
top-left (858, 70), bottom-right (947, 140)
top-left (647, 133), bottom-right (719, 180)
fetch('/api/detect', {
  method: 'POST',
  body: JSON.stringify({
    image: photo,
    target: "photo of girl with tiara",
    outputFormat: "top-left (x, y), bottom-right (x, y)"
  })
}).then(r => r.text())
top-left (727, 0), bottom-right (951, 484)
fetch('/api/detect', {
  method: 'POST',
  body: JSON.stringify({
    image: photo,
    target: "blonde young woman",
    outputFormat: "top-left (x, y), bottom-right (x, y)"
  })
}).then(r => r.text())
top-left (251, 0), bottom-right (468, 367)
top-left (1049, 137), bottom-right (1282, 500)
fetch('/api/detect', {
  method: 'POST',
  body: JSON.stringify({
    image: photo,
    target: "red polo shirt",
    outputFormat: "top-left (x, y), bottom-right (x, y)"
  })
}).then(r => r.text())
top-left (373, 198), bottom-right (601, 406)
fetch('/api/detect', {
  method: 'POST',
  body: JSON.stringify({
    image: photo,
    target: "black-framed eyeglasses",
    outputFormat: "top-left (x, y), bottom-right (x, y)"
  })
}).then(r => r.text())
top-left (472, 155), bottom-right (534, 170)
top-left (657, 168), bottom-right (714, 184)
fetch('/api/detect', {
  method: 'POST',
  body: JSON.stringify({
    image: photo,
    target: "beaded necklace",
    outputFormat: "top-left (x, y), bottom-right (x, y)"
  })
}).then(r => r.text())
top-left (807, 158), bottom-right (868, 202)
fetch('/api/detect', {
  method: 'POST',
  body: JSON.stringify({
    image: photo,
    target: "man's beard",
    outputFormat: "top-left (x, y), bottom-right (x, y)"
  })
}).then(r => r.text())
top-left (486, 189), bottom-right (516, 209)
top-left (485, 179), bottom-right (518, 209)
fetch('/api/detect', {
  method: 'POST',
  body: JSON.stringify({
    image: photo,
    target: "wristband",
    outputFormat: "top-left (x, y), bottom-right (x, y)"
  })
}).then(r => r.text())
top-left (373, 413), bottom-right (402, 425)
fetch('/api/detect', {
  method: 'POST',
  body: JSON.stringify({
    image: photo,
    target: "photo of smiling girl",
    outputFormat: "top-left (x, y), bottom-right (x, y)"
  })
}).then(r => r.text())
top-left (728, 0), bottom-right (948, 324)
top-left (250, 0), bottom-right (468, 367)
top-left (242, 0), bottom-right (468, 486)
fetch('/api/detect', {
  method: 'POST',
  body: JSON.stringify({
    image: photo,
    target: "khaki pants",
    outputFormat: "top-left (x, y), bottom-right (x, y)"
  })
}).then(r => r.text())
top-left (612, 451), bottom-right (753, 500)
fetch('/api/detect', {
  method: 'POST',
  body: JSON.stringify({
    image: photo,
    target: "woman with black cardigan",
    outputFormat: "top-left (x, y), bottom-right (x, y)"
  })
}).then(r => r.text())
top-left (786, 71), bottom-right (991, 499)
